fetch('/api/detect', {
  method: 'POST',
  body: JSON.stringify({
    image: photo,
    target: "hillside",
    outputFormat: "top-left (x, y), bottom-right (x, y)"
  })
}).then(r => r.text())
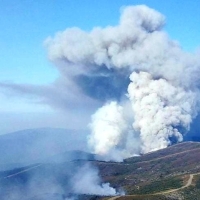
top-left (96, 142), bottom-right (200, 199)
top-left (1, 142), bottom-right (200, 199)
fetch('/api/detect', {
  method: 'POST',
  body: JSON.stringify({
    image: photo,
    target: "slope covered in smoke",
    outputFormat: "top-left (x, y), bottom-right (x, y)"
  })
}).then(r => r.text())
top-left (0, 153), bottom-right (121, 200)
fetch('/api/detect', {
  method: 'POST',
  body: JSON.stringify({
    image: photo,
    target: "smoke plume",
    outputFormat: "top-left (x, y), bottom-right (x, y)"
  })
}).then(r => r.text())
top-left (128, 71), bottom-right (197, 153)
top-left (44, 5), bottom-right (200, 160)
top-left (38, 5), bottom-right (200, 159)
top-left (1, 5), bottom-right (200, 199)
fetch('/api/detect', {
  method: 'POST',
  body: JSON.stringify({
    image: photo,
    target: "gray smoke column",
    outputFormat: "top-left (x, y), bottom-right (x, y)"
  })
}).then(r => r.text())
top-left (45, 5), bottom-right (200, 160)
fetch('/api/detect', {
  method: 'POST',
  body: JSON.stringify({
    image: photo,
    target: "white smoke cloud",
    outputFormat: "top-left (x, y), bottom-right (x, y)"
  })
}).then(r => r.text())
top-left (71, 164), bottom-right (122, 196)
top-left (128, 71), bottom-right (197, 153)
top-left (88, 101), bottom-right (140, 161)
top-left (45, 5), bottom-right (199, 87)
top-left (44, 5), bottom-right (200, 160)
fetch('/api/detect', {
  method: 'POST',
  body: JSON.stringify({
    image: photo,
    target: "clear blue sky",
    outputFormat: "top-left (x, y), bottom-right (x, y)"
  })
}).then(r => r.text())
top-left (0, 0), bottom-right (200, 133)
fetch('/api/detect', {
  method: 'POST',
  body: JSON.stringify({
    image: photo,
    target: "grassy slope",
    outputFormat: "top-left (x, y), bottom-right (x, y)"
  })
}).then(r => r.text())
top-left (96, 142), bottom-right (200, 196)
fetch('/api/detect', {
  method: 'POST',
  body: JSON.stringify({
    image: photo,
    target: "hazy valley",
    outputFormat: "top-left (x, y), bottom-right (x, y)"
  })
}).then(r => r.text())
top-left (1, 129), bottom-right (200, 199)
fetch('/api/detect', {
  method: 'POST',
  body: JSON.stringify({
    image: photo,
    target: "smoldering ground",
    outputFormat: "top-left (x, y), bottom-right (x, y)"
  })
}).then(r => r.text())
top-left (0, 154), bottom-right (121, 200)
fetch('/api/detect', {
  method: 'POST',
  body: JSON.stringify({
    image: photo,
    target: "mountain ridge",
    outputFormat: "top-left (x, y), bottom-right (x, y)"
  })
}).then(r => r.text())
top-left (0, 128), bottom-right (89, 170)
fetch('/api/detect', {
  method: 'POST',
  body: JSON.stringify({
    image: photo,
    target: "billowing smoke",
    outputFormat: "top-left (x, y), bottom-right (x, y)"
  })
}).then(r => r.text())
top-left (88, 101), bottom-right (140, 161)
top-left (71, 164), bottom-right (122, 196)
top-left (45, 5), bottom-right (200, 160)
top-left (128, 71), bottom-right (197, 153)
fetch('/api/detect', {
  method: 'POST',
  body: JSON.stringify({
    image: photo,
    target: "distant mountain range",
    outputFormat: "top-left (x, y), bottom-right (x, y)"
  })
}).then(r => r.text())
top-left (0, 128), bottom-right (89, 170)
top-left (1, 123), bottom-right (199, 171)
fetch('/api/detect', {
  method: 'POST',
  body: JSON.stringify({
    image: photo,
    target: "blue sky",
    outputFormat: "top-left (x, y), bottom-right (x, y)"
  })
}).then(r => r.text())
top-left (0, 0), bottom-right (200, 134)
top-left (1, 0), bottom-right (200, 84)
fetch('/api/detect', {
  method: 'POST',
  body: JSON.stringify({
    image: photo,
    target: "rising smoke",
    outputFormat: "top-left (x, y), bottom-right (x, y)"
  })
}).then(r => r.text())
top-left (128, 71), bottom-right (196, 153)
top-left (71, 164), bottom-right (122, 196)
top-left (88, 101), bottom-right (140, 161)
top-left (0, 5), bottom-right (197, 163)
top-left (45, 5), bottom-right (200, 160)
